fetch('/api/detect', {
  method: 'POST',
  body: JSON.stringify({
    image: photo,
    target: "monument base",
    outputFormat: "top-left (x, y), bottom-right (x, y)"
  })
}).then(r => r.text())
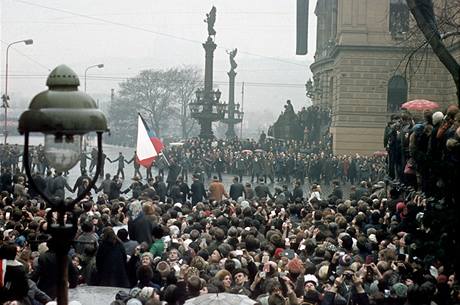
top-left (330, 126), bottom-right (384, 155)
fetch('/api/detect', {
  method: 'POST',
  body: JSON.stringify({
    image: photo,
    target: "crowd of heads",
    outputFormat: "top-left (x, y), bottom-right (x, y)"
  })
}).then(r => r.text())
top-left (0, 105), bottom-right (459, 305)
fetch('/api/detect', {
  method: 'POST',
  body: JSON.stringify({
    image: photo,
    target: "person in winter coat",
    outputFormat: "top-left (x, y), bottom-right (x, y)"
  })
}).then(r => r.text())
top-left (208, 176), bottom-right (228, 203)
top-left (30, 239), bottom-right (78, 300)
top-left (190, 174), bottom-right (207, 205)
top-left (0, 243), bottom-right (29, 305)
top-left (96, 227), bottom-right (130, 288)
top-left (128, 203), bottom-right (157, 245)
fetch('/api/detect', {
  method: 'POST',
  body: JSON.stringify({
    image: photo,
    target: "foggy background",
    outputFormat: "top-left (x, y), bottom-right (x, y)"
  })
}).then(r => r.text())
top-left (1, 0), bottom-right (317, 137)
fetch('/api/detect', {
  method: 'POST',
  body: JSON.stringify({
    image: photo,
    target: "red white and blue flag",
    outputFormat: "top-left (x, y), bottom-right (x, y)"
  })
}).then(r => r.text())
top-left (136, 113), bottom-right (164, 168)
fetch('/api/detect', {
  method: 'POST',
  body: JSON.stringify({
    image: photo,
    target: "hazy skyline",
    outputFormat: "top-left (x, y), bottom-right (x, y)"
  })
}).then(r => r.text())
top-left (1, 0), bottom-right (317, 116)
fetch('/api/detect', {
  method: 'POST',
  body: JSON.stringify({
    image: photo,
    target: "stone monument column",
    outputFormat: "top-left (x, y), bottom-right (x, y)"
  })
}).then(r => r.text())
top-left (225, 68), bottom-right (237, 138)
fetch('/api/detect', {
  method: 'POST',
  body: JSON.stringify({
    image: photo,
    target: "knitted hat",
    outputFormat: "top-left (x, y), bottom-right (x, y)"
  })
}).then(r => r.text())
top-left (274, 247), bottom-right (284, 258)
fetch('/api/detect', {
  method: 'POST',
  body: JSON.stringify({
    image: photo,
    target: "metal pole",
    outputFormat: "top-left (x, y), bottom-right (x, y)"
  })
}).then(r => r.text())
top-left (240, 82), bottom-right (245, 138)
top-left (84, 67), bottom-right (88, 92)
top-left (84, 64), bottom-right (104, 93)
top-left (4, 45), bottom-right (10, 144)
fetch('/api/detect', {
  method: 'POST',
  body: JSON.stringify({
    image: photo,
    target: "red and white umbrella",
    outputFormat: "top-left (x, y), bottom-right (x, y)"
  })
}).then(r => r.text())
top-left (401, 99), bottom-right (439, 111)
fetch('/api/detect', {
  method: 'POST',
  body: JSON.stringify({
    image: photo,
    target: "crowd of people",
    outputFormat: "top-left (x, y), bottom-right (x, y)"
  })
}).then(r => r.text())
top-left (0, 105), bottom-right (459, 305)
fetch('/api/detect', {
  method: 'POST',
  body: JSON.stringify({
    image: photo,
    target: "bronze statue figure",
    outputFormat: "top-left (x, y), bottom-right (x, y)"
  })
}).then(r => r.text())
top-left (204, 6), bottom-right (217, 37)
top-left (227, 48), bottom-right (238, 71)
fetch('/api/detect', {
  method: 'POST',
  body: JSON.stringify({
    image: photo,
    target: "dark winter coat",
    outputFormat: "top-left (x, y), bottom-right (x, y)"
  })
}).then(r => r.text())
top-left (128, 213), bottom-right (157, 245)
top-left (96, 240), bottom-right (130, 288)
top-left (0, 261), bottom-right (30, 305)
top-left (30, 251), bottom-right (78, 300)
top-left (229, 182), bottom-right (245, 201)
top-left (190, 180), bottom-right (207, 204)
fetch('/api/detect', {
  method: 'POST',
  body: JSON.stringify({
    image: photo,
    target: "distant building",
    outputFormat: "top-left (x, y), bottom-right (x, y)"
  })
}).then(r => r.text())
top-left (309, 0), bottom-right (457, 155)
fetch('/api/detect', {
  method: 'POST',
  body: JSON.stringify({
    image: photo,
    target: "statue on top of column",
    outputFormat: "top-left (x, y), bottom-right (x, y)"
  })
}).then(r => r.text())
top-left (204, 6), bottom-right (217, 37)
top-left (227, 48), bottom-right (238, 72)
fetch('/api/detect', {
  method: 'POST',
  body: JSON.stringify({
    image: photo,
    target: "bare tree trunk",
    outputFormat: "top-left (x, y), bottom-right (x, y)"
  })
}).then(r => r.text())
top-left (407, 0), bottom-right (460, 106)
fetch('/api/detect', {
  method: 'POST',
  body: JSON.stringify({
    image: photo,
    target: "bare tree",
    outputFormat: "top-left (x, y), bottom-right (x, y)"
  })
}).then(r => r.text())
top-left (406, 0), bottom-right (460, 106)
top-left (118, 69), bottom-right (180, 136)
top-left (168, 67), bottom-right (201, 139)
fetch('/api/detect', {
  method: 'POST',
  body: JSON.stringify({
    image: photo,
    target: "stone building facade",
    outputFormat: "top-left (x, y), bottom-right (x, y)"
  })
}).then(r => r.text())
top-left (310, 0), bottom-right (458, 155)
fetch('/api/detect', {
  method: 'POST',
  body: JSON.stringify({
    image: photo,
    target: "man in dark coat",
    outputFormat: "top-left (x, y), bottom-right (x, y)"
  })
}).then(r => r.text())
top-left (330, 180), bottom-right (343, 200)
top-left (291, 180), bottom-right (304, 202)
top-left (0, 167), bottom-right (13, 192)
top-left (285, 156), bottom-right (295, 183)
top-left (251, 156), bottom-right (264, 183)
top-left (108, 152), bottom-right (127, 179)
top-left (229, 176), bottom-right (245, 201)
top-left (166, 159), bottom-right (181, 193)
top-left (169, 180), bottom-right (183, 203)
top-left (153, 176), bottom-right (167, 202)
top-left (214, 155), bottom-right (226, 182)
top-left (30, 240), bottom-right (78, 300)
top-left (128, 204), bottom-right (157, 245)
top-left (51, 172), bottom-right (73, 200)
top-left (254, 178), bottom-right (273, 199)
top-left (178, 176), bottom-right (190, 203)
top-left (108, 175), bottom-right (123, 200)
top-left (73, 169), bottom-right (93, 196)
top-left (190, 174), bottom-right (207, 205)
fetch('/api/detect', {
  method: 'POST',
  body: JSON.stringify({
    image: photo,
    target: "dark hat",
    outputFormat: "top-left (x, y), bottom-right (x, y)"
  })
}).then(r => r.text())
top-left (232, 268), bottom-right (249, 277)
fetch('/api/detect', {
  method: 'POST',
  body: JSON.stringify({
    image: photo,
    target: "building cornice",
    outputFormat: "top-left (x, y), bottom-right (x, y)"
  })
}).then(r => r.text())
top-left (310, 43), bottom-right (412, 71)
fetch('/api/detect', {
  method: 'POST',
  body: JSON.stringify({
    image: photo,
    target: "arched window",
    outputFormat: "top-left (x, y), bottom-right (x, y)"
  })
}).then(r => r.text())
top-left (387, 76), bottom-right (408, 113)
top-left (390, 0), bottom-right (409, 36)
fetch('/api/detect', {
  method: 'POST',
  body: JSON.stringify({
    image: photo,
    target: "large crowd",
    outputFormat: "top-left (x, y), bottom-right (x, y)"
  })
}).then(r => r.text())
top-left (0, 105), bottom-right (460, 305)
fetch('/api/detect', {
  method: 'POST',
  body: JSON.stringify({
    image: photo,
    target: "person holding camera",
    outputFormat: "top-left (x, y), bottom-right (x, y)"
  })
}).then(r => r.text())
top-left (322, 272), bottom-right (370, 305)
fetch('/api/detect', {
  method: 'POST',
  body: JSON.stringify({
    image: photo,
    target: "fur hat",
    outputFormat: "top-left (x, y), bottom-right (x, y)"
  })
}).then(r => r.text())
top-left (139, 287), bottom-right (154, 300)
top-left (304, 274), bottom-right (319, 286)
top-left (156, 261), bottom-right (171, 276)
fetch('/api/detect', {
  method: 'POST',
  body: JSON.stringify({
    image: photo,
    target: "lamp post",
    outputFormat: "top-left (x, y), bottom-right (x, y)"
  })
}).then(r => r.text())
top-left (84, 63), bottom-right (104, 92)
top-left (3, 39), bottom-right (33, 144)
top-left (18, 65), bottom-right (108, 305)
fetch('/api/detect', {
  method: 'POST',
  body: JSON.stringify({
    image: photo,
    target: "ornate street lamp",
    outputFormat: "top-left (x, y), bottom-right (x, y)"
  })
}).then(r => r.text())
top-left (18, 65), bottom-right (108, 305)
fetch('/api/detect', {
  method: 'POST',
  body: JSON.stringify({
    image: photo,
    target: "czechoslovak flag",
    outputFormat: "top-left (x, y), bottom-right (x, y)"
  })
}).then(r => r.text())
top-left (136, 113), bottom-right (164, 168)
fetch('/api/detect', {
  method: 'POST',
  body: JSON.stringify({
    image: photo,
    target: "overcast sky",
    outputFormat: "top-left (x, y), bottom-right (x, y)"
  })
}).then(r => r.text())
top-left (1, 0), bottom-right (317, 115)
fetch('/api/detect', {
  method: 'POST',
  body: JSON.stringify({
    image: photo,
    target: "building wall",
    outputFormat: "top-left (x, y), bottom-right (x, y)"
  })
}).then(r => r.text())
top-left (311, 0), bottom-right (458, 155)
